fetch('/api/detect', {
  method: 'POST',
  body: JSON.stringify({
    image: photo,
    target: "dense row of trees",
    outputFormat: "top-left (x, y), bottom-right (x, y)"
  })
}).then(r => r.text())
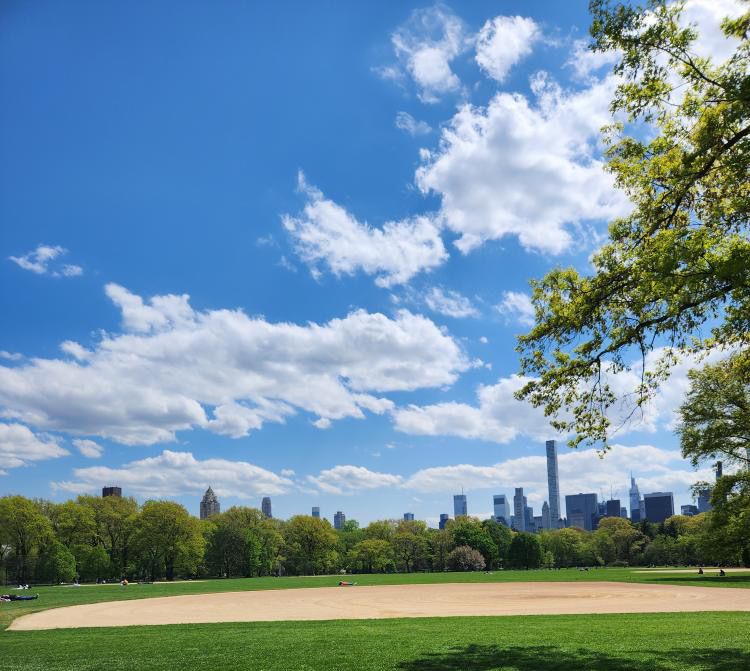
top-left (1, 490), bottom-right (746, 585)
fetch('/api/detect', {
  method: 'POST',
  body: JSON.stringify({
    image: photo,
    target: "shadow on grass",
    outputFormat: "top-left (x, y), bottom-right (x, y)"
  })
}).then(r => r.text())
top-left (397, 644), bottom-right (750, 671)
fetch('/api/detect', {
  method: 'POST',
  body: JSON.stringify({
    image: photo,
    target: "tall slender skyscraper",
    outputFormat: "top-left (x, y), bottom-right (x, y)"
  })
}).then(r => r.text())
top-left (545, 440), bottom-right (561, 526)
top-left (513, 488), bottom-right (526, 532)
top-left (542, 501), bottom-right (551, 529)
top-left (629, 475), bottom-right (641, 522)
top-left (261, 496), bottom-right (272, 518)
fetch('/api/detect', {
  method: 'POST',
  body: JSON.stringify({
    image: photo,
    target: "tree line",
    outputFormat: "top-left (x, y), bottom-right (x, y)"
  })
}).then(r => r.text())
top-left (1, 491), bottom-right (746, 585)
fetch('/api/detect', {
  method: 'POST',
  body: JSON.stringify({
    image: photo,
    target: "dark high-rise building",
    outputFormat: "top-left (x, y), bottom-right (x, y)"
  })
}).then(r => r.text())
top-left (261, 497), bottom-right (272, 518)
top-left (565, 493), bottom-right (598, 531)
top-left (102, 486), bottom-right (122, 498)
top-left (439, 513), bottom-right (450, 530)
top-left (643, 492), bottom-right (674, 523)
top-left (620, 507), bottom-right (628, 518)
top-left (605, 499), bottom-right (621, 518)
top-left (524, 504), bottom-right (534, 531)
top-left (312, 506), bottom-right (320, 518)
top-left (334, 510), bottom-right (346, 530)
top-left (681, 504), bottom-right (699, 516)
top-left (200, 486), bottom-right (220, 520)
top-left (453, 494), bottom-right (467, 517)
top-left (404, 512), bottom-right (415, 521)
top-left (546, 440), bottom-right (561, 526)
top-left (513, 488), bottom-right (527, 531)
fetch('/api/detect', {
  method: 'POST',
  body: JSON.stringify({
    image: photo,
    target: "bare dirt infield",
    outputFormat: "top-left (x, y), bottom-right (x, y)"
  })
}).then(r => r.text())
top-left (10, 581), bottom-right (750, 630)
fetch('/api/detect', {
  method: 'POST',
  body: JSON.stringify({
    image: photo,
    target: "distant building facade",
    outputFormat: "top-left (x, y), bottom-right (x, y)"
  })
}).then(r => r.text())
top-left (312, 506), bottom-right (320, 518)
top-left (605, 499), bottom-right (621, 518)
top-left (629, 475), bottom-right (641, 522)
top-left (102, 486), bottom-right (122, 498)
top-left (643, 492), bottom-right (674, 523)
top-left (566, 493), bottom-right (598, 531)
top-left (697, 488), bottom-right (712, 513)
top-left (404, 512), bottom-right (414, 521)
top-left (200, 486), bottom-right (220, 520)
top-left (546, 440), bottom-right (561, 526)
top-left (334, 510), bottom-right (346, 530)
top-left (453, 494), bottom-right (467, 517)
top-left (439, 513), bottom-right (450, 530)
top-left (681, 504), bottom-right (699, 516)
top-left (493, 494), bottom-right (510, 525)
top-left (513, 488), bottom-right (526, 532)
top-left (261, 497), bottom-right (272, 518)
top-left (542, 501), bottom-right (551, 530)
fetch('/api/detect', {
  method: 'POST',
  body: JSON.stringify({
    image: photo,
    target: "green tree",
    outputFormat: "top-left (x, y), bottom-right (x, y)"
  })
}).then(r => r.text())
top-left (448, 517), bottom-right (498, 568)
top-left (515, 0), bottom-right (750, 449)
top-left (428, 529), bottom-right (455, 572)
top-left (78, 495), bottom-right (138, 578)
top-left (593, 517), bottom-right (647, 565)
top-left (507, 533), bottom-right (543, 570)
top-left (283, 515), bottom-right (338, 575)
top-left (392, 520), bottom-right (430, 573)
top-left (36, 541), bottom-right (77, 583)
top-left (481, 519), bottom-right (512, 568)
top-left (348, 539), bottom-right (394, 573)
top-left (46, 501), bottom-right (97, 549)
top-left (75, 544), bottom-right (111, 582)
top-left (131, 501), bottom-right (204, 581)
top-left (0, 495), bottom-right (53, 583)
top-left (540, 528), bottom-right (587, 567)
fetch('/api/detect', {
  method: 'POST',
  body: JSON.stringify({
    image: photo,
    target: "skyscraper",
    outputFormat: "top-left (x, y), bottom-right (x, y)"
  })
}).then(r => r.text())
top-left (493, 494), bottom-right (510, 525)
top-left (513, 488), bottom-right (526, 532)
top-left (439, 513), bottom-right (449, 530)
top-left (261, 496), bottom-right (272, 518)
top-left (311, 506), bottom-right (320, 518)
top-left (565, 493), bottom-right (598, 531)
top-left (629, 475), bottom-right (641, 522)
top-left (200, 486), bottom-right (220, 520)
top-left (102, 486), bottom-right (122, 498)
top-left (453, 494), bottom-right (467, 517)
top-left (643, 492), bottom-right (674, 523)
top-left (681, 504), bottom-right (699, 516)
top-left (334, 510), bottom-right (346, 529)
top-left (697, 488), bottom-right (712, 513)
top-left (542, 501), bottom-right (551, 529)
top-left (546, 440), bottom-right (561, 526)
top-left (605, 499), bottom-right (621, 518)
top-left (404, 512), bottom-right (415, 521)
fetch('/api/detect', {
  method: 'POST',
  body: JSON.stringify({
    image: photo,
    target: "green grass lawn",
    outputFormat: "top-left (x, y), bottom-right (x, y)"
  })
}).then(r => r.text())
top-left (2, 567), bottom-right (749, 631)
top-left (1, 612), bottom-right (749, 671)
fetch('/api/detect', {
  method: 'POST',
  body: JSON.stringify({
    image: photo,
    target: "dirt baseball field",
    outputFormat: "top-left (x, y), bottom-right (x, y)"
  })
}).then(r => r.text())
top-left (10, 581), bottom-right (750, 630)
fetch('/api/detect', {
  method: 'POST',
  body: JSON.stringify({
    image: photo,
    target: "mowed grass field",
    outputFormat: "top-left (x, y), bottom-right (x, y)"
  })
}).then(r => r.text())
top-left (2, 569), bottom-right (750, 670)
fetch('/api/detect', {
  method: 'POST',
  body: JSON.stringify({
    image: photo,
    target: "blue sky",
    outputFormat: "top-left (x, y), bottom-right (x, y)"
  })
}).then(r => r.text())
top-left (0, 0), bottom-right (738, 524)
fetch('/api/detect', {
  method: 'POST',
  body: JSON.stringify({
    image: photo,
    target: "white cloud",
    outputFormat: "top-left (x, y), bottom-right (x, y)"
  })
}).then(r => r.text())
top-left (54, 450), bottom-right (293, 499)
top-left (0, 284), bottom-right (471, 445)
top-left (282, 173), bottom-right (447, 287)
top-left (416, 72), bottom-right (630, 254)
top-left (395, 111), bottom-right (432, 136)
top-left (682, 0), bottom-right (745, 63)
top-left (280, 468), bottom-right (296, 477)
top-left (384, 5), bottom-right (469, 103)
top-left (496, 291), bottom-right (535, 327)
top-left (8, 244), bottom-right (82, 277)
top-left (424, 287), bottom-right (478, 318)
top-left (0, 423), bottom-right (69, 470)
top-left (479, 336), bottom-right (488, 344)
top-left (393, 374), bottom-right (555, 444)
top-left (475, 16), bottom-right (540, 82)
top-left (307, 465), bottom-right (404, 495)
top-left (72, 438), bottom-right (103, 459)
top-left (565, 39), bottom-right (620, 81)
top-left (0, 351), bottom-right (22, 362)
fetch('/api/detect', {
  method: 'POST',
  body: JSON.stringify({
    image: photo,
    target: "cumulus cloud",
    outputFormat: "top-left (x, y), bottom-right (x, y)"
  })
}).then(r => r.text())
top-left (475, 16), bottom-right (540, 82)
top-left (307, 465), bottom-right (404, 495)
top-left (282, 173), bottom-right (447, 287)
top-left (416, 72), bottom-right (629, 254)
top-left (424, 286), bottom-right (478, 318)
top-left (72, 438), bottom-right (103, 459)
top-left (395, 111), bottom-right (432, 136)
top-left (0, 423), bottom-right (69, 470)
top-left (682, 0), bottom-right (746, 63)
top-left (496, 291), bottom-right (535, 327)
top-left (382, 5), bottom-right (469, 103)
top-left (0, 284), bottom-right (471, 445)
top-left (8, 244), bottom-right (83, 278)
top-left (392, 347), bottom-right (727, 445)
top-left (54, 450), bottom-right (293, 499)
